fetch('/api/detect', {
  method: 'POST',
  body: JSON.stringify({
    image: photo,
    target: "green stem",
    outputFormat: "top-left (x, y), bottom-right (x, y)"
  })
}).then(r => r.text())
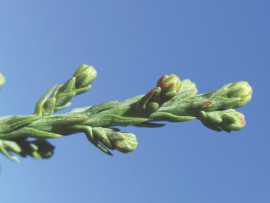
top-left (0, 65), bottom-right (252, 162)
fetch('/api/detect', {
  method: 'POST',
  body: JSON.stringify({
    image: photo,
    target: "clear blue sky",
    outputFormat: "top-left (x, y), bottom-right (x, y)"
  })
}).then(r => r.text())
top-left (0, 1), bottom-right (269, 203)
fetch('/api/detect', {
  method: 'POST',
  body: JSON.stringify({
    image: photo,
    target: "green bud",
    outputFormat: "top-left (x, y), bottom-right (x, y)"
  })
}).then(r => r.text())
top-left (226, 81), bottom-right (253, 108)
top-left (219, 109), bottom-right (246, 131)
top-left (83, 126), bottom-right (138, 155)
top-left (110, 132), bottom-right (138, 153)
top-left (0, 74), bottom-right (5, 88)
top-left (156, 74), bottom-right (181, 101)
top-left (107, 131), bottom-right (138, 153)
top-left (74, 64), bottom-right (97, 88)
top-left (199, 109), bottom-right (246, 132)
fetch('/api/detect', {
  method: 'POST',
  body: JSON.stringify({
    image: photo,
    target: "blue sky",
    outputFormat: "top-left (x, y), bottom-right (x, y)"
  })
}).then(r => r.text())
top-left (0, 1), bottom-right (269, 202)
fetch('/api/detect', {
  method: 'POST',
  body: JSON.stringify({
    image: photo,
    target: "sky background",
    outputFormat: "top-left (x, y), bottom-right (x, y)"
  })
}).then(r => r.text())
top-left (0, 1), bottom-right (269, 203)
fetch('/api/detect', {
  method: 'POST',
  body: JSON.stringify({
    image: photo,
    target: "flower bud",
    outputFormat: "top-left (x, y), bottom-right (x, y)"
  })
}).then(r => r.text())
top-left (74, 64), bottom-right (97, 88)
top-left (200, 109), bottom-right (246, 132)
top-left (0, 74), bottom-right (5, 88)
top-left (227, 81), bottom-right (253, 108)
top-left (109, 132), bottom-right (138, 153)
top-left (156, 74), bottom-right (181, 102)
top-left (219, 109), bottom-right (246, 131)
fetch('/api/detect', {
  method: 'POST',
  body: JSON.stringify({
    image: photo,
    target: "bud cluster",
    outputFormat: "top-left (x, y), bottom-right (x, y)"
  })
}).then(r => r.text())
top-left (86, 127), bottom-right (138, 155)
top-left (0, 64), bottom-right (253, 162)
top-left (204, 81), bottom-right (253, 111)
top-left (157, 74), bottom-right (182, 102)
top-left (137, 74), bottom-right (181, 116)
top-left (39, 65), bottom-right (97, 116)
top-left (199, 109), bottom-right (246, 132)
